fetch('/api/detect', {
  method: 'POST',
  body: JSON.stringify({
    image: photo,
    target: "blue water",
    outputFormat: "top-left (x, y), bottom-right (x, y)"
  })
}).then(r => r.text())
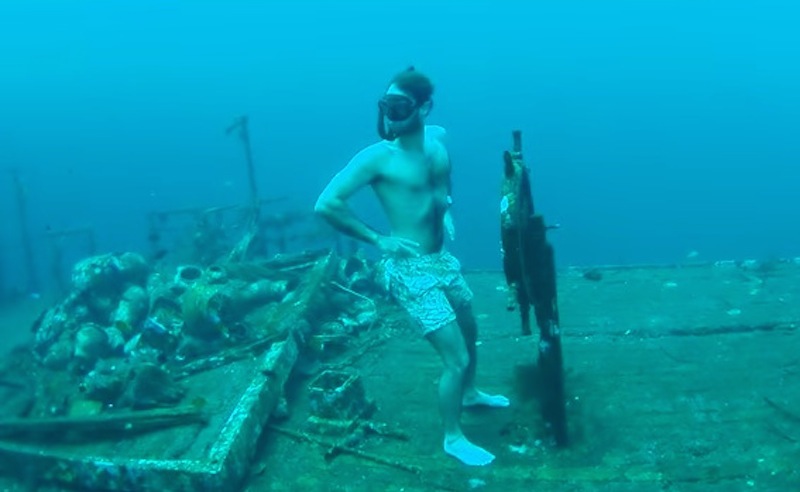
top-left (1, 0), bottom-right (798, 296)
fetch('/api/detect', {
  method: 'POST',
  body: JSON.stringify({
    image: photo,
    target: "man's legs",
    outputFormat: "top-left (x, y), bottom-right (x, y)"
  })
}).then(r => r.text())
top-left (426, 320), bottom-right (469, 437)
top-left (384, 251), bottom-right (505, 465)
top-left (427, 321), bottom-right (495, 466)
top-left (454, 303), bottom-right (478, 395)
top-left (451, 294), bottom-right (511, 408)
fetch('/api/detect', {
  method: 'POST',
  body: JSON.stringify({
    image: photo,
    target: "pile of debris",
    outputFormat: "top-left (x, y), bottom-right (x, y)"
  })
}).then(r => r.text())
top-left (0, 245), bottom-right (393, 490)
top-left (2, 249), bottom-right (380, 420)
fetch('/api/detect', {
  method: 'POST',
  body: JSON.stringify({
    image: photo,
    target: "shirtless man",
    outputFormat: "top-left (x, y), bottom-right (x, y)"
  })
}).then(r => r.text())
top-left (314, 67), bottom-right (509, 466)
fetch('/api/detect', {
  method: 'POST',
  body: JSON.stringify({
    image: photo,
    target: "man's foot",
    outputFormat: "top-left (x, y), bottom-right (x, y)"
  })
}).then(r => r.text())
top-left (463, 389), bottom-right (511, 408)
top-left (444, 436), bottom-right (495, 466)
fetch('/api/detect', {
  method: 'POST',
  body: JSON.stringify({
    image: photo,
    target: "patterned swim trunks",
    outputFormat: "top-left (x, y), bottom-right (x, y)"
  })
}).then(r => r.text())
top-left (381, 249), bottom-right (474, 337)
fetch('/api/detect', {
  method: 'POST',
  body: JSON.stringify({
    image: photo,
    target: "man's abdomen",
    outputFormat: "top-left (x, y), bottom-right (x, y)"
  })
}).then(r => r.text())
top-left (385, 200), bottom-right (443, 253)
top-left (377, 185), bottom-right (444, 253)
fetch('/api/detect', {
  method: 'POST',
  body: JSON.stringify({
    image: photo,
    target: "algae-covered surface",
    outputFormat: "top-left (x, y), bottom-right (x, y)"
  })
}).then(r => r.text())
top-left (246, 260), bottom-right (800, 492)
top-left (0, 259), bottom-right (798, 491)
top-left (17, 358), bottom-right (260, 461)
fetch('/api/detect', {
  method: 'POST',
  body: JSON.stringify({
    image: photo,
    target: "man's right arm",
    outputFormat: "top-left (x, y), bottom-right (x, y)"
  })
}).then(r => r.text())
top-left (314, 144), bottom-right (383, 245)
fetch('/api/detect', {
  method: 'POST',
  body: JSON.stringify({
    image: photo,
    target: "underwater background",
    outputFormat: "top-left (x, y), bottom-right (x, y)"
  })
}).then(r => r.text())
top-left (1, 0), bottom-right (798, 297)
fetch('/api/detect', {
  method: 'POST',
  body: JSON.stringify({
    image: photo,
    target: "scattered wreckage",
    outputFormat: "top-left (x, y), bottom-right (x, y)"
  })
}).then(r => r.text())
top-left (0, 245), bottom-right (385, 491)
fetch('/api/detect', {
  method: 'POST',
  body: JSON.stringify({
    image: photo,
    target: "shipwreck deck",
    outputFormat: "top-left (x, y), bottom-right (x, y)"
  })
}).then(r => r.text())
top-left (248, 259), bottom-right (800, 492)
top-left (0, 258), bottom-right (798, 492)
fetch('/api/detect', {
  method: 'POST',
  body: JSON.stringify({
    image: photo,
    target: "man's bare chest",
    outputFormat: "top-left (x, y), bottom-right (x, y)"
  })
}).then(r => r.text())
top-left (379, 156), bottom-right (434, 193)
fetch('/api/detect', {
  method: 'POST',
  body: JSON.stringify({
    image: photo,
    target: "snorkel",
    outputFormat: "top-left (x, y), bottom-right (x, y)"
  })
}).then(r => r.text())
top-left (376, 101), bottom-right (395, 140)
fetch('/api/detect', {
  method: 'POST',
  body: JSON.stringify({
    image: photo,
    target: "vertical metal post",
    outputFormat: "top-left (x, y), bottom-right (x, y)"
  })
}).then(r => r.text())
top-left (11, 169), bottom-right (38, 294)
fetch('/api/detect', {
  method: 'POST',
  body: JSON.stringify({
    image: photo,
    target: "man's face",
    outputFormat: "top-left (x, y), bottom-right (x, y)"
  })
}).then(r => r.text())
top-left (378, 84), bottom-right (430, 137)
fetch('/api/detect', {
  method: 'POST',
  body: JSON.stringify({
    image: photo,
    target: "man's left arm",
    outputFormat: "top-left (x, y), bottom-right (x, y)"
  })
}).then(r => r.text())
top-left (442, 170), bottom-right (455, 241)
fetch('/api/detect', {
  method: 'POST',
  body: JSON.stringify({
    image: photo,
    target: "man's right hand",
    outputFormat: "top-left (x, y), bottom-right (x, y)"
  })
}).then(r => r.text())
top-left (376, 235), bottom-right (421, 257)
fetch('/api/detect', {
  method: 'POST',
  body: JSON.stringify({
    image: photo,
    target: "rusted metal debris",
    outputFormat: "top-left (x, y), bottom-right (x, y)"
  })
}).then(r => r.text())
top-left (0, 250), bottom-right (339, 491)
top-left (500, 130), bottom-right (568, 446)
top-left (268, 424), bottom-right (421, 475)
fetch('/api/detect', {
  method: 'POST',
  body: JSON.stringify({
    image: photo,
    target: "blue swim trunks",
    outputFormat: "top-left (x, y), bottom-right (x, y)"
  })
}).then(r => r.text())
top-left (381, 250), bottom-right (474, 337)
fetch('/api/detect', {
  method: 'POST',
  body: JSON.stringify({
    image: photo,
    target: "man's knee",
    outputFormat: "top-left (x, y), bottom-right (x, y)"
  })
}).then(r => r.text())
top-left (428, 321), bottom-right (470, 372)
top-left (446, 347), bottom-right (470, 374)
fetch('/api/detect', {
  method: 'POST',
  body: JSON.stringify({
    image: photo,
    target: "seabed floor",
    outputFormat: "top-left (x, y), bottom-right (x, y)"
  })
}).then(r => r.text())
top-left (248, 261), bottom-right (800, 492)
top-left (2, 259), bottom-right (799, 492)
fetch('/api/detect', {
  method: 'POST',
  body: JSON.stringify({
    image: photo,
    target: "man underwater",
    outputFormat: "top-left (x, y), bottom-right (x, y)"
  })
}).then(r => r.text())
top-left (314, 67), bottom-right (509, 466)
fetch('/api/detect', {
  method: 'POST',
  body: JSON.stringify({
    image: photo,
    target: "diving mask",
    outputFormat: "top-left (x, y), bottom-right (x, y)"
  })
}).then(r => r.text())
top-left (378, 94), bottom-right (419, 122)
